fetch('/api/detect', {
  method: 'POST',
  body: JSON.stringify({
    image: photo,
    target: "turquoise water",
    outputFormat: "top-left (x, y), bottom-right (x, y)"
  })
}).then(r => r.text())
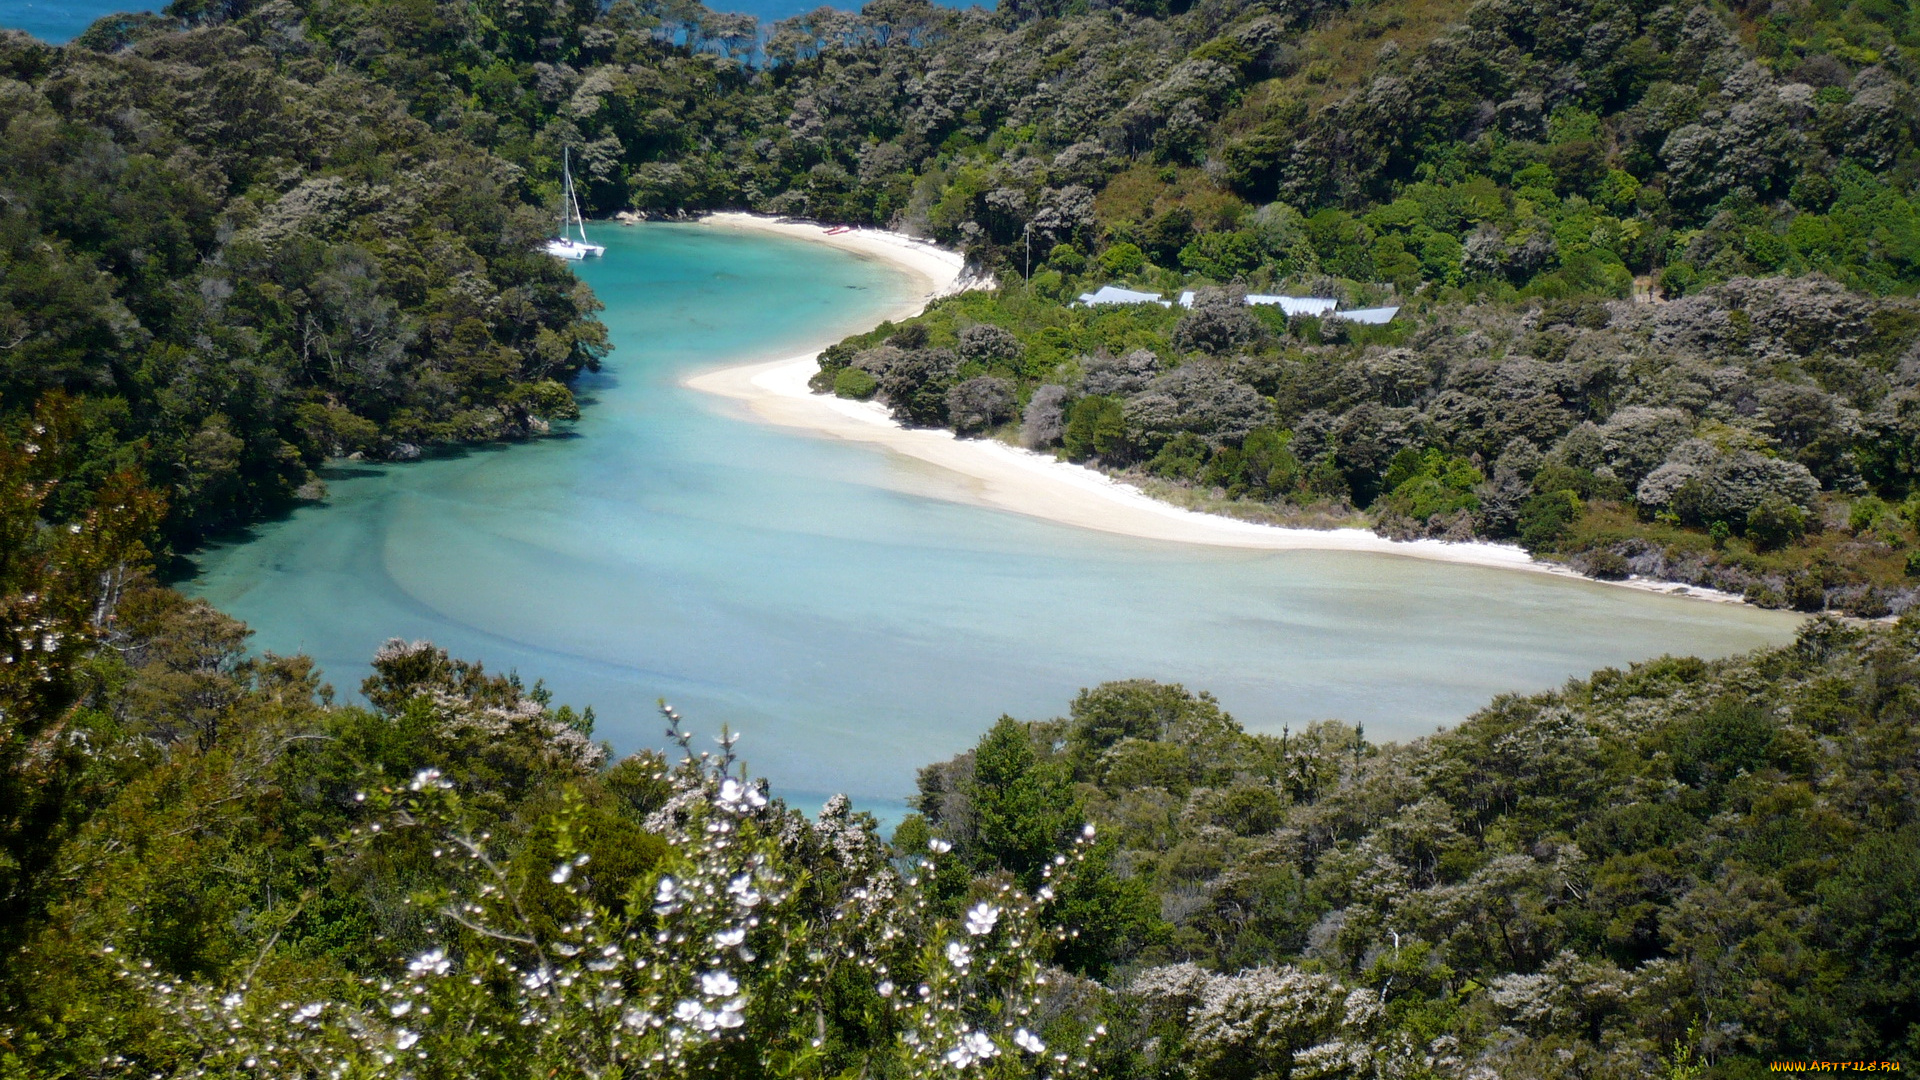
top-left (187, 224), bottom-right (1800, 810)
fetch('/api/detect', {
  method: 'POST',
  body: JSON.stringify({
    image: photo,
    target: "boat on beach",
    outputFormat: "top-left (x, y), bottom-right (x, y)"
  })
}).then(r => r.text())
top-left (543, 148), bottom-right (605, 260)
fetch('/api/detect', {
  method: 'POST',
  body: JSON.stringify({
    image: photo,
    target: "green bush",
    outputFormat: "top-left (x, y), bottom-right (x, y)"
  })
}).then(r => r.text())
top-left (1063, 396), bottom-right (1126, 462)
top-left (1583, 550), bottom-right (1631, 580)
top-left (1378, 449), bottom-right (1481, 520)
top-left (1848, 496), bottom-right (1887, 534)
top-left (1785, 572), bottom-right (1827, 612)
top-left (1098, 243), bottom-right (1146, 277)
top-left (1747, 494), bottom-right (1809, 552)
top-left (833, 367), bottom-right (879, 399)
top-left (1517, 490), bottom-right (1582, 552)
top-left (1149, 433), bottom-right (1210, 480)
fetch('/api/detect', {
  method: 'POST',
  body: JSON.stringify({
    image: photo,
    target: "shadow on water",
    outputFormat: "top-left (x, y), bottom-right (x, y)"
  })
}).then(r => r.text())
top-left (160, 436), bottom-right (576, 583)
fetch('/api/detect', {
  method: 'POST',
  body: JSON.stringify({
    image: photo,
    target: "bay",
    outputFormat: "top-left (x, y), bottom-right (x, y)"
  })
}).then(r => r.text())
top-left (187, 223), bottom-right (1801, 814)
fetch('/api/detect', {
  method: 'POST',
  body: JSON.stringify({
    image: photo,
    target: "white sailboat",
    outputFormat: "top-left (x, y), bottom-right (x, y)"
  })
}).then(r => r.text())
top-left (543, 148), bottom-right (605, 260)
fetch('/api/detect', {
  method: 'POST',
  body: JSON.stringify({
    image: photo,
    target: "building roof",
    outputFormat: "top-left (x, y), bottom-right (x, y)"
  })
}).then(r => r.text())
top-left (1333, 306), bottom-right (1400, 325)
top-left (1078, 285), bottom-right (1171, 306)
top-left (1248, 294), bottom-right (1338, 317)
top-left (1175, 291), bottom-right (1339, 317)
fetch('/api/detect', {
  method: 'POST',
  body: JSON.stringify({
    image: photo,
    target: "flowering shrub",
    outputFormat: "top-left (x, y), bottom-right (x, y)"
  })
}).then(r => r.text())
top-left (117, 704), bottom-right (1103, 1078)
top-left (1125, 962), bottom-right (1418, 1079)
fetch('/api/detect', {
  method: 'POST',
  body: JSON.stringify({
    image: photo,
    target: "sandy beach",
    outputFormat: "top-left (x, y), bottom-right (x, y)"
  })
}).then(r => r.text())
top-left (684, 213), bottom-right (1749, 603)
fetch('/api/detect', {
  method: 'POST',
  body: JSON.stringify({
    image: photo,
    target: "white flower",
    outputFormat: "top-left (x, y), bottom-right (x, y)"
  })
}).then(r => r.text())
top-left (395, 1029), bottom-right (420, 1050)
top-left (220, 992), bottom-right (244, 1011)
top-left (674, 999), bottom-right (703, 1023)
top-left (408, 768), bottom-right (449, 791)
top-left (700, 970), bottom-right (739, 997)
top-left (621, 1008), bottom-right (653, 1031)
top-left (964, 903), bottom-right (1000, 936)
top-left (406, 949), bottom-right (451, 977)
top-left (1014, 1028), bottom-right (1046, 1054)
top-left (293, 1002), bottom-right (324, 1022)
top-left (390, 1000), bottom-right (412, 1017)
top-left (945, 941), bottom-right (972, 971)
top-left (1082, 823), bottom-right (1096, 838)
top-left (944, 1030), bottom-right (1000, 1068)
top-left (927, 838), bottom-right (953, 854)
top-left (1036, 886), bottom-right (1055, 902)
top-left (877, 980), bottom-right (895, 998)
top-left (715, 778), bottom-right (767, 814)
top-left (727, 874), bottom-right (762, 908)
top-left (550, 862), bottom-right (574, 884)
top-left (714, 928), bottom-right (746, 947)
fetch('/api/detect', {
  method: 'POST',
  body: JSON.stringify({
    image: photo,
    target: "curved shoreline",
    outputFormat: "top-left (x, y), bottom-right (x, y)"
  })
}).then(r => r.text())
top-left (683, 213), bottom-right (1753, 606)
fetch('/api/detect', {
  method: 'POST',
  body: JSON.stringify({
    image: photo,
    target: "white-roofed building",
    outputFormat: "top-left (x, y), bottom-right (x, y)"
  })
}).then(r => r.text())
top-left (1175, 291), bottom-right (1339, 317)
top-left (1249, 294), bottom-right (1338, 317)
top-left (1077, 285), bottom-right (1171, 307)
top-left (1331, 306), bottom-right (1400, 324)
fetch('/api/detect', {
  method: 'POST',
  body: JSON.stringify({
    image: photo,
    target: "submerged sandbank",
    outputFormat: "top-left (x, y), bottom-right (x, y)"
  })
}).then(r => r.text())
top-left (683, 215), bottom-right (1749, 603)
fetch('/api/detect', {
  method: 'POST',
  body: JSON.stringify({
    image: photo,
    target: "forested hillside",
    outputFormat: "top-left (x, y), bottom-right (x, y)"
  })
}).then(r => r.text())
top-left (232, 0), bottom-right (1920, 301)
top-left (0, 25), bottom-right (606, 546)
top-left (907, 613), bottom-right (1920, 1073)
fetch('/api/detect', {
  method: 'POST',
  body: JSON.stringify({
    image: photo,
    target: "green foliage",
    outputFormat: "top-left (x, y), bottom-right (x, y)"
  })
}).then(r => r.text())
top-left (904, 617), bottom-right (1920, 1070)
top-left (1148, 432), bottom-right (1209, 480)
top-left (1377, 448), bottom-right (1481, 521)
top-left (1746, 493), bottom-right (1809, 552)
top-left (1848, 495), bottom-right (1887, 533)
top-left (1178, 230), bottom-right (1262, 280)
top-left (0, 398), bottom-right (164, 956)
top-left (1099, 243), bottom-right (1147, 277)
top-left (967, 717), bottom-right (1079, 888)
top-left (1517, 490), bottom-right (1581, 552)
top-left (1063, 395), bottom-right (1126, 462)
top-left (833, 367), bottom-right (879, 399)
top-left (0, 27), bottom-right (607, 546)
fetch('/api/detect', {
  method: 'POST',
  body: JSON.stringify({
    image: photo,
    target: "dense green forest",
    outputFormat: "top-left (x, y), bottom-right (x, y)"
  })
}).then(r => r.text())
top-left (2, 439), bottom-right (1916, 1076)
top-left (0, 23), bottom-right (606, 547)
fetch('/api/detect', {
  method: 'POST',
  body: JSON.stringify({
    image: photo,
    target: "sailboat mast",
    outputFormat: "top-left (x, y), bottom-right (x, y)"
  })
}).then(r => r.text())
top-left (571, 177), bottom-right (588, 244)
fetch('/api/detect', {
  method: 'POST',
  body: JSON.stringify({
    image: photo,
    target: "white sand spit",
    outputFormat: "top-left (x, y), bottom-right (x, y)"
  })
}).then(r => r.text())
top-left (682, 213), bottom-right (1751, 603)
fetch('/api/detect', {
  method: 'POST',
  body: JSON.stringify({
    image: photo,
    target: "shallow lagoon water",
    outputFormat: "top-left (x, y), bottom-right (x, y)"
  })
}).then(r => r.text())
top-left (189, 224), bottom-right (1801, 811)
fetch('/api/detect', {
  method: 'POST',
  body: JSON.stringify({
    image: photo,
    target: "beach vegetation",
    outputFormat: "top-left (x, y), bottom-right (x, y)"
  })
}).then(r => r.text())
top-left (823, 269), bottom-right (1920, 608)
top-left (833, 366), bottom-right (880, 400)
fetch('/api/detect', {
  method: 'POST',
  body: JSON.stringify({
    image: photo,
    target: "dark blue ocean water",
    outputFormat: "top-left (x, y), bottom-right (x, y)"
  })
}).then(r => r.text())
top-left (0, 0), bottom-right (985, 45)
top-left (0, 0), bottom-right (132, 42)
